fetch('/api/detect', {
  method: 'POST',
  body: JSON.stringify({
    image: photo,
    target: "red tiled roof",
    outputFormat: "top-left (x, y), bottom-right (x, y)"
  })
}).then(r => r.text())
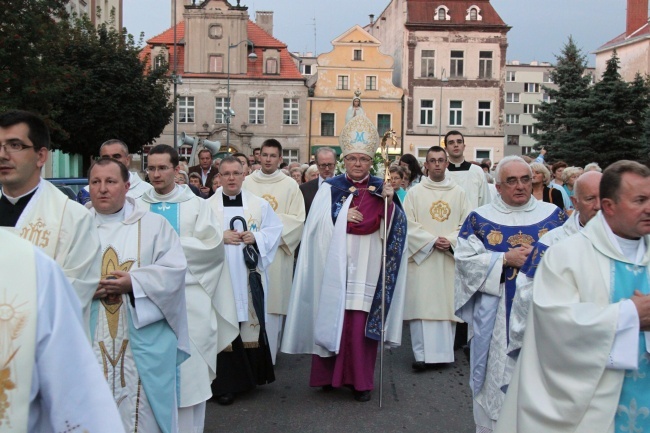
top-left (141, 20), bottom-right (302, 80)
top-left (407, 0), bottom-right (507, 27)
top-left (597, 23), bottom-right (650, 51)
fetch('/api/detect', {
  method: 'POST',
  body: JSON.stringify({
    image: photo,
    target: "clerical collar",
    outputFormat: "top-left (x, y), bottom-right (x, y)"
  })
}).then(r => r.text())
top-left (600, 212), bottom-right (646, 264)
top-left (222, 192), bottom-right (242, 207)
top-left (2, 184), bottom-right (39, 205)
top-left (448, 160), bottom-right (471, 171)
top-left (150, 185), bottom-right (179, 201)
top-left (346, 174), bottom-right (369, 185)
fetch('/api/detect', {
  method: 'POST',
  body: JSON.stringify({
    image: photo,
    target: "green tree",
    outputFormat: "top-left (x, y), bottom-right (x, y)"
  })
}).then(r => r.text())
top-left (531, 36), bottom-right (592, 163)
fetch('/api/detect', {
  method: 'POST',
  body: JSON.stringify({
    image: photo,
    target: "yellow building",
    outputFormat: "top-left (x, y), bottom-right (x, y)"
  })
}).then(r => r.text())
top-left (309, 25), bottom-right (403, 159)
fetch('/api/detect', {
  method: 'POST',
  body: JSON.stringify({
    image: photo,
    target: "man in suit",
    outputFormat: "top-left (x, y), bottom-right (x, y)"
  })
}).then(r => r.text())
top-left (300, 147), bottom-right (337, 216)
top-left (188, 148), bottom-right (216, 197)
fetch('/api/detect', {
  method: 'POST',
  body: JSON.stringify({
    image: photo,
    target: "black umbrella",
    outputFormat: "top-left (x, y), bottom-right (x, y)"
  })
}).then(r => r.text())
top-left (230, 216), bottom-right (268, 345)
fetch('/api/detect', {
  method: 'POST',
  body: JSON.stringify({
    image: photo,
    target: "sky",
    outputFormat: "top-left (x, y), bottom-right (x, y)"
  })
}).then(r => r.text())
top-left (123, 0), bottom-right (631, 67)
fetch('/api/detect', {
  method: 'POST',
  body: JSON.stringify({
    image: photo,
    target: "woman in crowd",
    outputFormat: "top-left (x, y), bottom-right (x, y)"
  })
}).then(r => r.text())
top-left (530, 162), bottom-right (564, 210)
top-left (399, 154), bottom-right (423, 189)
top-left (389, 166), bottom-right (407, 203)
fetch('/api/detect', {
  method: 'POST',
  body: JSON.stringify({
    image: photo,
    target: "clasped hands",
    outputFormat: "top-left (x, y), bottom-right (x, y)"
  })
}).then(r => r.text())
top-left (224, 229), bottom-right (256, 246)
top-left (95, 271), bottom-right (132, 300)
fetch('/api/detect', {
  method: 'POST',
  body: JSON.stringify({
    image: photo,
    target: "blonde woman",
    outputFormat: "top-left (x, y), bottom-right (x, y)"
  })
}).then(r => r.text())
top-left (530, 162), bottom-right (564, 210)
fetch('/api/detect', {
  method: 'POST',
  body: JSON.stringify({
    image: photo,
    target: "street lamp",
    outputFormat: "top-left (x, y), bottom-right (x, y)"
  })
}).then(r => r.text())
top-left (226, 37), bottom-right (258, 148)
top-left (438, 68), bottom-right (448, 146)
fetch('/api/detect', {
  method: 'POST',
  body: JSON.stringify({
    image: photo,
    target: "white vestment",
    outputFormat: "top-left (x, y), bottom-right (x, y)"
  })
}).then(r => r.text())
top-left (207, 188), bottom-right (282, 327)
top-left (281, 182), bottom-right (407, 357)
top-left (447, 163), bottom-right (491, 209)
top-left (454, 196), bottom-right (565, 431)
top-left (137, 185), bottom-right (239, 423)
top-left (90, 199), bottom-right (190, 433)
top-left (1, 179), bottom-right (101, 319)
top-left (0, 231), bottom-right (125, 433)
top-left (403, 176), bottom-right (470, 363)
top-left (496, 213), bottom-right (648, 433)
top-left (84, 171), bottom-right (153, 199)
top-left (243, 171), bottom-right (304, 362)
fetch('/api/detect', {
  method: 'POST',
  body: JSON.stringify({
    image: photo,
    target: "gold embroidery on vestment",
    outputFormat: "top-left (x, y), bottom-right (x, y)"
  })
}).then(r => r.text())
top-left (430, 200), bottom-right (451, 222)
top-left (99, 339), bottom-right (129, 388)
top-left (19, 218), bottom-right (51, 249)
top-left (507, 231), bottom-right (535, 247)
top-left (538, 228), bottom-right (549, 238)
top-left (487, 230), bottom-right (503, 246)
top-left (262, 194), bottom-right (279, 211)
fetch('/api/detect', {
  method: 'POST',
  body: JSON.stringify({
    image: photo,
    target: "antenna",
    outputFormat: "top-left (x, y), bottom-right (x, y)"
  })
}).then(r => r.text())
top-left (313, 13), bottom-right (317, 55)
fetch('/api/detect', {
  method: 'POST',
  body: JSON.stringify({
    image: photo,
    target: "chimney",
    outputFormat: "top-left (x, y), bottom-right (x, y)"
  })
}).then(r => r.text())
top-left (627, 0), bottom-right (649, 36)
top-left (369, 14), bottom-right (375, 26)
top-left (256, 11), bottom-right (274, 36)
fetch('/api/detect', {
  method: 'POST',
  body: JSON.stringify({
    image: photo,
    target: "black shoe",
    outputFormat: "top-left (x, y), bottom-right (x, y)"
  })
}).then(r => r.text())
top-left (353, 390), bottom-right (371, 402)
top-left (412, 361), bottom-right (426, 372)
top-left (216, 393), bottom-right (235, 406)
top-left (321, 385), bottom-right (334, 392)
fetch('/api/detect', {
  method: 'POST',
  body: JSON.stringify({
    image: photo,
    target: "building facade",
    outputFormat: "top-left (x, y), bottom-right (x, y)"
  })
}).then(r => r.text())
top-left (67, 0), bottom-right (122, 28)
top-left (594, 0), bottom-right (650, 82)
top-left (369, 0), bottom-right (509, 163)
top-left (309, 25), bottom-right (404, 158)
top-left (143, 1), bottom-right (308, 163)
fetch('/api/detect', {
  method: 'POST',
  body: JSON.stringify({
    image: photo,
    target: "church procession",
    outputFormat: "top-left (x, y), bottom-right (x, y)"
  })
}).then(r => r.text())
top-left (4, 0), bottom-right (650, 432)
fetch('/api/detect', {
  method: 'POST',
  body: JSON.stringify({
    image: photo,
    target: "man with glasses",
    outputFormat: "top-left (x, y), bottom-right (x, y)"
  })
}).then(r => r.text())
top-left (402, 146), bottom-right (471, 371)
top-left (0, 110), bottom-right (101, 319)
top-left (189, 149), bottom-right (217, 197)
top-left (79, 139), bottom-right (152, 204)
top-left (454, 155), bottom-right (566, 433)
top-left (244, 139), bottom-right (305, 364)
top-left (137, 144), bottom-right (239, 430)
top-left (300, 147), bottom-right (337, 216)
top-left (207, 156), bottom-right (282, 406)
top-left (283, 114), bottom-right (408, 402)
top-left (445, 130), bottom-right (490, 209)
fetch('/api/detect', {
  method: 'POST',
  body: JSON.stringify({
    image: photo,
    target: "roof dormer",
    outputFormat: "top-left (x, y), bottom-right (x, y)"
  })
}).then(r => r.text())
top-left (434, 6), bottom-right (451, 21)
top-left (466, 5), bottom-right (483, 21)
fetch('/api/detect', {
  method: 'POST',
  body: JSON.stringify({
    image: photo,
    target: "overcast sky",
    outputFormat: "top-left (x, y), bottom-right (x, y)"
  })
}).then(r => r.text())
top-left (124, 0), bottom-right (631, 67)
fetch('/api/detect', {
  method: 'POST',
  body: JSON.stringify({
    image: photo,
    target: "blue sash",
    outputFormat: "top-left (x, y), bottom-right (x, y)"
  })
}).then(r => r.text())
top-left (149, 202), bottom-right (180, 234)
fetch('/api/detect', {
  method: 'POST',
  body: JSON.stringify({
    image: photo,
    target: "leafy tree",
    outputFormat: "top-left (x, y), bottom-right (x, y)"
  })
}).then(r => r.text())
top-left (531, 36), bottom-right (592, 162)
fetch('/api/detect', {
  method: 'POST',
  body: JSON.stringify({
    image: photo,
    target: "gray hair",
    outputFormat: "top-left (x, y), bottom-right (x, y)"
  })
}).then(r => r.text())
top-left (530, 162), bottom-right (551, 184)
top-left (315, 146), bottom-right (337, 163)
top-left (495, 155), bottom-right (532, 184)
top-left (100, 139), bottom-right (129, 156)
top-left (305, 164), bottom-right (319, 178)
top-left (562, 166), bottom-right (582, 184)
top-left (584, 162), bottom-right (602, 173)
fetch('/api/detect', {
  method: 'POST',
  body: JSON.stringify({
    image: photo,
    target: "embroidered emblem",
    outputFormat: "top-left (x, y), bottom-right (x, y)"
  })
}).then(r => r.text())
top-left (19, 218), bottom-right (51, 249)
top-left (538, 228), bottom-right (549, 238)
top-left (247, 215), bottom-right (261, 232)
top-left (101, 246), bottom-right (135, 307)
top-left (507, 231), bottom-right (535, 247)
top-left (349, 186), bottom-right (357, 193)
top-left (156, 202), bottom-right (171, 212)
top-left (617, 398), bottom-right (650, 431)
top-left (487, 230), bottom-right (503, 246)
top-left (262, 194), bottom-right (278, 211)
top-left (429, 200), bottom-right (451, 222)
top-left (368, 186), bottom-right (377, 192)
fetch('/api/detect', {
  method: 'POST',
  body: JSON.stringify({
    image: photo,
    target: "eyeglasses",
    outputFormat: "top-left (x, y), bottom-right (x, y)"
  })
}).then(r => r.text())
top-left (318, 163), bottom-right (335, 169)
top-left (219, 171), bottom-right (243, 178)
top-left (446, 139), bottom-right (464, 145)
top-left (145, 166), bottom-right (173, 173)
top-left (0, 142), bottom-right (34, 153)
top-left (427, 158), bottom-right (447, 165)
top-left (502, 176), bottom-right (532, 187)
top-left (101, 154), bottom-right (127, 160)
top-left (344, 156), bottom-right (372, 164)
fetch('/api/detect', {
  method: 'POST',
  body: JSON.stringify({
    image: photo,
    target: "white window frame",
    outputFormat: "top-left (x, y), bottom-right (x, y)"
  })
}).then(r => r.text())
top-left (506, 114), bottom-right (520, 124)
top-left (522, 125), bottom-right (537, 135)
top-left (449, 100), bottom-right (463, 126)
top-left (478, 51), bottom-right (493, 79)
top-left (477, 101), bottom-right (491, 127)
top-left (283, 98), bottom-right (299, 125)
top-left (282, 149), bottom-right (299, 163)
top-left (474, 149), bottom-right (492, 161)
top-left (208, 55), bottom-right (223, 73)
top-left (450, 50), bottom-right (464, 78)
top-left (506, 71), bottom-right (516, 82)
top-left (321, 113), bottom-right (335, 136)
top-left (178, 96), bottom-right (195, 123)
top-left (337, 75), bottom-right (349, 90)
top-left (523, 104), bottom-right (538, 114)
top-left (365, 75), bottom-right (377, 91)
top-left (524, 83), bottom-right (541, 93)
top-left (353, 49), bottom-right (363, 61)
top-left (421, 50), bottom-right (436, 78)
top-left (248, 98), bottom-right (265, 124)
top-left (419, 99), bottom-right (435, 126)
top-left (215, 97), bottom-right (229, 123)
top-left (506, 92), bottom-right (520, 103)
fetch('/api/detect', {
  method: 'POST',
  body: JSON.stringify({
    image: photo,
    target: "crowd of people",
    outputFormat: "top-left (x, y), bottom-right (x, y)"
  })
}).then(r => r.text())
top-left (1, 108), bottom-right (650, 433)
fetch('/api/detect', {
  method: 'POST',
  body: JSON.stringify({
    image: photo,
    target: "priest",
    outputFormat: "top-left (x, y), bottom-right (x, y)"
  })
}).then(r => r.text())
top-left (0, 110), bottom-right (101, 318)
top-left (496, 160), bottom-right (650, 433)
top-left (455, 155), bottom-right (566, 432)
top-left (403, 146), bottom-right (470, 370)
top-left (243, 139), bottom-right (305, 363)
top-left (282, 114), bottom-right (408, 403)
top-left (88, 158), bottom-right (190, 433)
top-left (207, 156), bottom-right (282, 406)
top-left (137, 145), bottom-right (239, 432)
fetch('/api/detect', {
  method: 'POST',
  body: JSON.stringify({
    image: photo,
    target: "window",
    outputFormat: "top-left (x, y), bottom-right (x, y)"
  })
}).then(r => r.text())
top-left (266, 59), bottom-right (278, 74)
top-left (478, 51), bottom-right (493, 79)
top-left (449, 100), bottom-right (463, 126)
top-left (543, 73), bottom-right (553, 83)
top-left (178, 96), bottom-right (194, 123)
top-left (522, 146), bottom-right (533, 154)
top-left (209, 55), bottom-right (223, 73)
top-left (450, 51), bottom-right (464, 77)
top-left (420, 100), bottom-right (435, 126)
top-left (421, 50), bottom-right (435, 78)
top-left (366, 76), bottom-right (377, 91)
top-left (154, 55), bottom-right (166, 71)
top-left (337, 75), bottom-right (349, 90)
top-left (522, 125), bottom-right (537, 135)
top-left (477, 101), bottom-right (491, 127)
top-left (506, 93), bottom-right (520, 103)
top-left (303, 64), bottom-right (312, 75)
top-left (524, 83), bottom-right (540, 93)
top-left (377, 114), bottom-right (391, 136)
top-left (469, 8), bottom-right (478, 20)
top-left (321, 113), bottom-right (335, 136)
top-left (506, 114), bottom-right (520, 124)
top-left (507, 135), bottom-right (520, 146)
top-left (215, 97), bottom-right (229, 123)
top-left (249, 98), bottom-right (265, 124)
top-left (438, 8), bottom-right (446, 20)
top-left (476, 150), bottom-right (491, 160)
top-left (543, 93), bottom-right (552, 103)
top-left (283, 98), bottom-right (299, 125)
top-left (506, 71), bottom-right (516, 82)
top-left (353, 49), bottom-right (362, 61)
top-left (282, 149), bottom-right (299, 163)
top-left (523, 104), bottom-right (538, 114)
